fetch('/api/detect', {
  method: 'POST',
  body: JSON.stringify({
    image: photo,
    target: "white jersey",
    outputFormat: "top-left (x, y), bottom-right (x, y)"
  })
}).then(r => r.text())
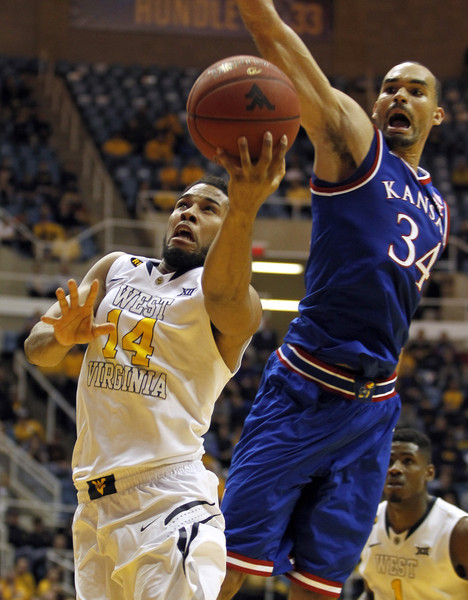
top-left (72, 254), bottom-right (234, 484)
top-left (359, 497), bottom-right (468, 599)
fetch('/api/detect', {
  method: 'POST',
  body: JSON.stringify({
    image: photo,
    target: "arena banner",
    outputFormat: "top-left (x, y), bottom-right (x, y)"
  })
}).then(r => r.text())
top-left (69, 0), bottom-right (333, 40)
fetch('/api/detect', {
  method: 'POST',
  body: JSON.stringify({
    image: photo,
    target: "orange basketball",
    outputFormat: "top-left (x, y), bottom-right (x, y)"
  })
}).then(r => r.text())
top-left (186, 55), bottom-right (301, 161)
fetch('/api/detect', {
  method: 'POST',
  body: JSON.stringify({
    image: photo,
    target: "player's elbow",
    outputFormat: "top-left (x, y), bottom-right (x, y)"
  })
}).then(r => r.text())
top-left (24, 336), bottom-right (44, 366)
top-left (23, 334), bottom-right (59, 368)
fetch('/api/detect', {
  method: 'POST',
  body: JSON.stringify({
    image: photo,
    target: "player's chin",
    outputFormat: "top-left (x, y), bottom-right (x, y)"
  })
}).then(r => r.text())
top-left (385, 488), bottom-right (404, 503)
top-left (383, 130), bottom-right (415, 150)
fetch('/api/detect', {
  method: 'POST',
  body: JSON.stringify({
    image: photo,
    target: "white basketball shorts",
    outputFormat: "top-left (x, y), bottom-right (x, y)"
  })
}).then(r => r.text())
top-left (73, 460), bottom-right (226, 600)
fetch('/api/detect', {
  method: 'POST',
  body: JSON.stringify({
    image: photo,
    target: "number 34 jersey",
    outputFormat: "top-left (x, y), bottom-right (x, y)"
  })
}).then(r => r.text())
top-left (72, 255), bottom-right (233, 484)
top-left (359, 498), bottom-right (468, 599)
top-left (284, 128), bottom-right (449, 378)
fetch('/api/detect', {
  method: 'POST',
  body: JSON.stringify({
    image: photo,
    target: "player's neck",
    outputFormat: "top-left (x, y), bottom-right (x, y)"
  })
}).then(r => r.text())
top-left (386, 495), bottom-right (429, 533)
top-left (393, 146), bottom-right (422, 173)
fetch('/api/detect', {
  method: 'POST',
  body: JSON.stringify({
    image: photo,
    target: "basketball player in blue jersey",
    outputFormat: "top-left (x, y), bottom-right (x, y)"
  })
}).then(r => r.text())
top-left (24, 134), bottom-right (288, 600)
top-left (216, 2), bottom-right (449, 599)
top-left (358, 428), bottom-right (468, 599)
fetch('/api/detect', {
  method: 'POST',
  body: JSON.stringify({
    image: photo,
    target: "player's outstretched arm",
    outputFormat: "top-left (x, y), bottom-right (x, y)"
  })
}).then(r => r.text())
top-left (202, 132), bottom-right (287, 371)
top-left (24, 252), bottom-right (123, 367)
top-left (235, 0), bottom-right (374, 182)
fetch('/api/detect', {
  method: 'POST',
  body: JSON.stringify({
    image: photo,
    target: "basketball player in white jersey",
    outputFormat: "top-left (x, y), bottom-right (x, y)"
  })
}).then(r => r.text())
top-left (24, 133), bottom-right (288, 600)
top-left (358, 428), bottom-right (468, 599)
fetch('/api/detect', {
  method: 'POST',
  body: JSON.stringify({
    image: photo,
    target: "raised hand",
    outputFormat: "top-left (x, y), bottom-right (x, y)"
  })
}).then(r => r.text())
top-left (216, 131), bottom-right (288, 216)
top-left (41, 279), bottom-right (115, 347)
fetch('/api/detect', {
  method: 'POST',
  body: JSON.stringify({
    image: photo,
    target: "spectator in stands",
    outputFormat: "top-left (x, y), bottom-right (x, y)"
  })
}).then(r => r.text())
top-left (101, 133), bottom-right (132, 160)
top-left (56, 191), bottom-right (89, 233)
top-left (180, 158), bottom-right (206, 189)
top-left (24, 431), bottom-right (49, 464)
top-left (144, 129), bottom-right (174, 164)
top-left (13, 407), bottom-right (46, 448)
top-left (442, 378), bottom-right (465, 417)
top-left (6, 508), bottom-right (31, 551)
top-left (0, 568), bottom-right (27, 600)
top-left (121, 107), bottom-right (153, 153)
top-left (284, 177), bottom-right (311, 218)
top-left (13, 555), bottom-right (36, 599)
top-left (32, 204), bottom-right (66, 259)
top-left (153, 111), bottom-right (184, 152)
top-left (158, 160), bottom-right (180, 190)
top-left (36, 565), bottom-right (65, 599)
top-left (434, 431), bottom-right (467, 483)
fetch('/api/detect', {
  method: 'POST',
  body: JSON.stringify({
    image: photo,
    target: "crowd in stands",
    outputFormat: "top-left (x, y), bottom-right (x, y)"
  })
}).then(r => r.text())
top-left (0, 56), bottom-right (94, 262)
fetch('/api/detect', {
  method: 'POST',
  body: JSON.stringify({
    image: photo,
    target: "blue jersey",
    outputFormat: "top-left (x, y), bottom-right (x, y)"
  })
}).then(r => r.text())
top-left (284, 128), bottom-right (449, 378)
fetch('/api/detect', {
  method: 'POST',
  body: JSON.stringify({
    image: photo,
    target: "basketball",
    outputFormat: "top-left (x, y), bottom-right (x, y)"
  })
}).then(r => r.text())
top-left (186, 55), bottom-right (301, 161)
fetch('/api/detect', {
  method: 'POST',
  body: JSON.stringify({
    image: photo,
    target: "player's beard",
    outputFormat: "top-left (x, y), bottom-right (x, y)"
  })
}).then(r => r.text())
top-left (383, 132), bottom-right (415, 151)
top-left (162, 237), bottom-right (208, 271)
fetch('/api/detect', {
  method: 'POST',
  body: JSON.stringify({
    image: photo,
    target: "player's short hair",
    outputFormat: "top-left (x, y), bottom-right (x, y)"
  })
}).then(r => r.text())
top-left (183, 175), bottom-right (228, 197)
top-left (393, 428), bottom-right (432, 462)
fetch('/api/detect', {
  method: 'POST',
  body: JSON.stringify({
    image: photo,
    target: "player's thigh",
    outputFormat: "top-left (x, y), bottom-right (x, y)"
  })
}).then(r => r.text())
top-left (120, 520), bottom-right (226, 600)
top-left (73, 503), bottom-right (123, 600)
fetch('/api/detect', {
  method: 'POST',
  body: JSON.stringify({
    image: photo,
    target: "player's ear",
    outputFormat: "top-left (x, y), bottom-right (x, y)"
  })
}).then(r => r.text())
top-left (433, 106), bottom-right (444, 126)
top-left (425, 463), bottom-right (436, 483)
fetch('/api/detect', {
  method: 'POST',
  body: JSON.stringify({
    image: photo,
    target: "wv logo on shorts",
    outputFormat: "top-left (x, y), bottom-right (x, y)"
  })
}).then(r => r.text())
top-left (87, 474), bottom-right (117, 500)
top-left (245, 84), bottom-right (275, 111)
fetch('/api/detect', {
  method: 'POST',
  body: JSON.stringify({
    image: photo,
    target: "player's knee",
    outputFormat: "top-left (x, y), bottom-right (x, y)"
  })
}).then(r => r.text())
top-left (218, 568), bottom-right (247, 600)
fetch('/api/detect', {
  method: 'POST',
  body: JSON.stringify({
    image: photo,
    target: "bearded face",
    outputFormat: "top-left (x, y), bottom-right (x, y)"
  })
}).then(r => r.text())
top-left (161, 236), bottom-right (209, 271)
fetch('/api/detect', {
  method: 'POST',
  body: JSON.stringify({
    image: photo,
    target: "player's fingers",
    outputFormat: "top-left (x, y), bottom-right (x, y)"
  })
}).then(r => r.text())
top-left (256, 131), bottom-right (273, 169)
top-left (277, 134), bottom-right (288, 160)
top-left (84, 279), bottom-right (99, 307)
top-left (41, 315), bottom-right (59, 326)
top-left (55, 287), bottom-right (69, 313)
top-left (68, 279), bottom-right (79, 308)
top-left (238, 136), bottom-right (252, 171)
top-left (92, 322), bottom-right (116, 339)
top-left (267, 135), bottom-right (287, 180)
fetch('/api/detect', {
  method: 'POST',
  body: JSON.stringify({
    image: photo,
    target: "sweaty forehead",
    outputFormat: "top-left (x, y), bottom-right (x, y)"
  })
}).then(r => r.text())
top-left (181, 183), bottom-right (228, 205)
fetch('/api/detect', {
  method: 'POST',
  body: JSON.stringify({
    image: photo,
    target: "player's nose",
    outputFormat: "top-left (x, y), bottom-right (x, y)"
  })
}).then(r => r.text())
top-left (393, 87), bottom-right (409, 103)
top-left (388, 460), bottom-right (403, 473)
top-left (181, 208), bottom-right (197, 223)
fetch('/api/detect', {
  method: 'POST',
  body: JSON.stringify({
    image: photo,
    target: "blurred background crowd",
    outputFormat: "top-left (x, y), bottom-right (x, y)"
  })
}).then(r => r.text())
top-left (1, 1), bottom-right (468, 598)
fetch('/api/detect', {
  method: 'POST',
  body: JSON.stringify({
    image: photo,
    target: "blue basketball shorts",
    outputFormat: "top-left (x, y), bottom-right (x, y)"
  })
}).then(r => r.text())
top-left (221, 345), bottom-right (401, 598)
